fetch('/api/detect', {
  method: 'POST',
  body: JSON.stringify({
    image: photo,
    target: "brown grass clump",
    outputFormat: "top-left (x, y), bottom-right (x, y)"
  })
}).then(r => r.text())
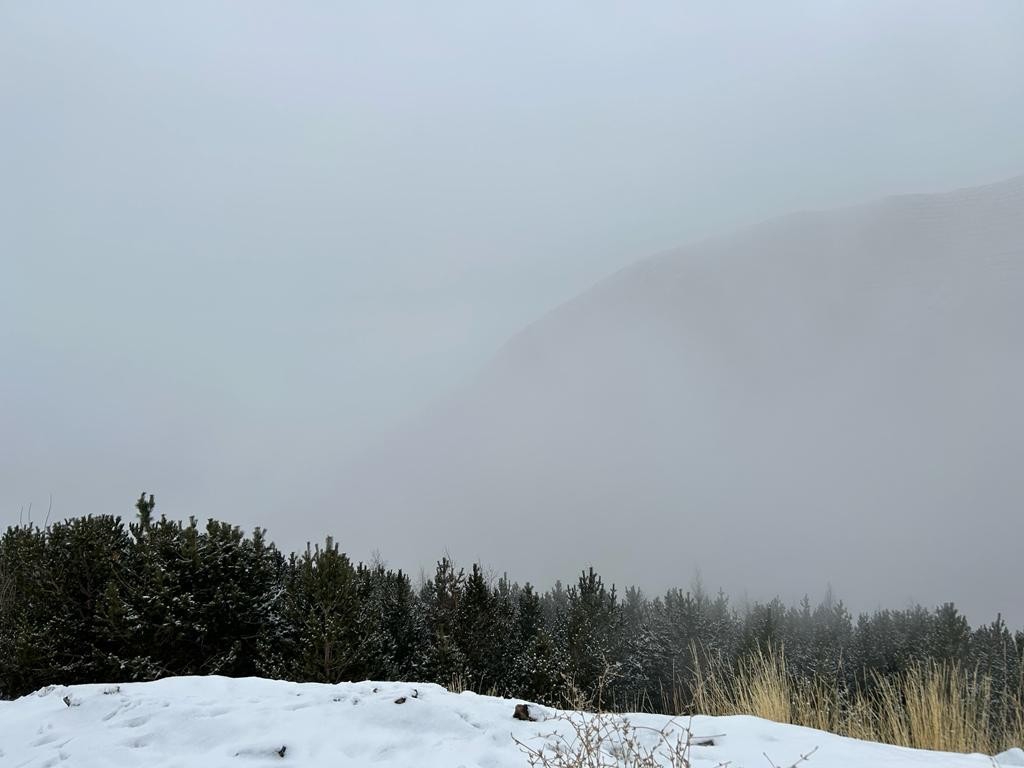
top-left (689, 645), bottom-right (1024, 755)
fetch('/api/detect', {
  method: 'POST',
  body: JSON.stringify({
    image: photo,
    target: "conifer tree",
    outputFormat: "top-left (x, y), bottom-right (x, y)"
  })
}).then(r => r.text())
top-left (565, 568), bottom-right (624, 708)
top-left (424, 557), bottom-right (468, 686)
top-left (281, 538), bottom-right (361, 682)
top-left (354, 563), bottom-right (424, 680)
top-left (510, 584), bottom-right (561, 703)
top-left (41, 515), bottom-right (130, 684)
top-left (457, 564), bottom-right (501, 692)
top-left (929, 602), bottom-right (970, 663)
top-left (0, 523), bottom-right (49, 697)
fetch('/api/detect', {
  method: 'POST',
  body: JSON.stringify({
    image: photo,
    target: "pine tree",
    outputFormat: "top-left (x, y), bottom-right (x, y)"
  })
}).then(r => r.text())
top-left (41, 514), bottom-right (131, 684)
top-left (457, 564), bottom-right (501, 692)
top-left (281, 538), bottom-right (361, 682)
top-left (929, 602), bottom-right (970, 663)
top-left (565, 567), bottom-right (625, 708)
top-left (511, 583), bottom-right (562, 704)
top-left (353, 564), bottom-right (425, 680)
top-left (0, 523), bottom-right (49, 697)
top-left (423, 558), bottom-right (468, 686)
top-left (100, 495), bottom-right (288, 680)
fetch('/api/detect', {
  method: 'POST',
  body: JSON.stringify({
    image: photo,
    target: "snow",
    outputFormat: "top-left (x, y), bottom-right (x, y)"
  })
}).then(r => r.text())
top-left (0, 676), bottom-right (1020, 768)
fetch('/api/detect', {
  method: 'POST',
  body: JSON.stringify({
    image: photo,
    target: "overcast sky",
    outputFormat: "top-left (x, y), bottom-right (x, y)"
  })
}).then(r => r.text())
top-left (2, 2), bottom-right (1023, 615)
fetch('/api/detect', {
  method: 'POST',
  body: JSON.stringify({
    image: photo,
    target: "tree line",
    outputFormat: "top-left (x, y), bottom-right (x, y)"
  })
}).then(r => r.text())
top-left (2, 494), bottom-right (1021, 742)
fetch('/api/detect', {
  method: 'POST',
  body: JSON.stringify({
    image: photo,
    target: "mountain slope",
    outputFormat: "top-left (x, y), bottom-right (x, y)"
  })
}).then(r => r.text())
top-left (340, 175), bottom-right (1024, 620)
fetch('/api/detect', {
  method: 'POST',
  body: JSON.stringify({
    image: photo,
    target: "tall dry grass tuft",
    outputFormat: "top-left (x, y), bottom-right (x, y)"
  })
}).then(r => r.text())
top-left (446, 673), bottom-right (500, 698)
top-left (688, 645), bottom-right (1024, 755)
top-left (870, 662), bottom-right (986, 752)
top-left (692, 646), bottom-right (792, 725)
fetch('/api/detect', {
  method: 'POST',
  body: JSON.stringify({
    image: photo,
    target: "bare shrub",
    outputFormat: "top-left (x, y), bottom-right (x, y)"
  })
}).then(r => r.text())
top-left (514, 712), bottom-right (814, 768)
top-left (514, 713), bottom-right (699, 768)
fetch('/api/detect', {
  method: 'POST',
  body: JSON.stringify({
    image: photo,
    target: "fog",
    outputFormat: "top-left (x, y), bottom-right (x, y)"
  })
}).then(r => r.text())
top-left (2, 2), bottom-right (1023, 623)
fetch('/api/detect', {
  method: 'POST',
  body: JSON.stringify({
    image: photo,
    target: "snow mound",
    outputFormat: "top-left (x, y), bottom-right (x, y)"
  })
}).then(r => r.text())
top-left (0, 676), bottom-right (1016, 767)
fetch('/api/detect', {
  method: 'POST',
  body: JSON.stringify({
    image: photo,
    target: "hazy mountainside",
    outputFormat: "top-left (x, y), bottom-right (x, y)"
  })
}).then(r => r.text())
top-left (339, 175), bottom-right (1024, 621)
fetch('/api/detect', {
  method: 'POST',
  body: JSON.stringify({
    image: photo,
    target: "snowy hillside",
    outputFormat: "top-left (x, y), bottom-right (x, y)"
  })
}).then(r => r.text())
top-left (1, 677), bottom-right (1021, 768)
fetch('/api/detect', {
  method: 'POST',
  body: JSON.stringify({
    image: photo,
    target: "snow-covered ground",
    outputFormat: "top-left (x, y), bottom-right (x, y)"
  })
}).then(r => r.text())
top-left (1, 677), bottom-right (1021, 768)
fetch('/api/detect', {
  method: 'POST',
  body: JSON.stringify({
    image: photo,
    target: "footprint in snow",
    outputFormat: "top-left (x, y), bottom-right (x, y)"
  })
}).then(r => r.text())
top-left (455, 710), bottom-right (484, 730)
top-left (123, 733), bottom-right (155, 749)
top-left (31, 732), bottom-right (60, 748)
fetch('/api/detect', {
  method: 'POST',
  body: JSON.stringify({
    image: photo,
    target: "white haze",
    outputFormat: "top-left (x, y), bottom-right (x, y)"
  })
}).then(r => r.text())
top-left (341, 176), bottom-right (1024, 626)
top-left (2, 2), bottom-right (1023, 623)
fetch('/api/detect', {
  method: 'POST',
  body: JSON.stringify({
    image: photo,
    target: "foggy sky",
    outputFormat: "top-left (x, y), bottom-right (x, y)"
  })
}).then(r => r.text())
top-left (2, 2), bottom-right (1023, 622)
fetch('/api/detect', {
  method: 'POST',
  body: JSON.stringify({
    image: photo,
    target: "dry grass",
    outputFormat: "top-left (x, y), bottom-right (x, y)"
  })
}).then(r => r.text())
top-left (446, 673), bottom-right (500, 698)
top-left (693, 646), bottom-right (791, 725)
top-left (689, 645), bottom-right (1024, 755)
top-left (869, 662), bottom-right (988, 751)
